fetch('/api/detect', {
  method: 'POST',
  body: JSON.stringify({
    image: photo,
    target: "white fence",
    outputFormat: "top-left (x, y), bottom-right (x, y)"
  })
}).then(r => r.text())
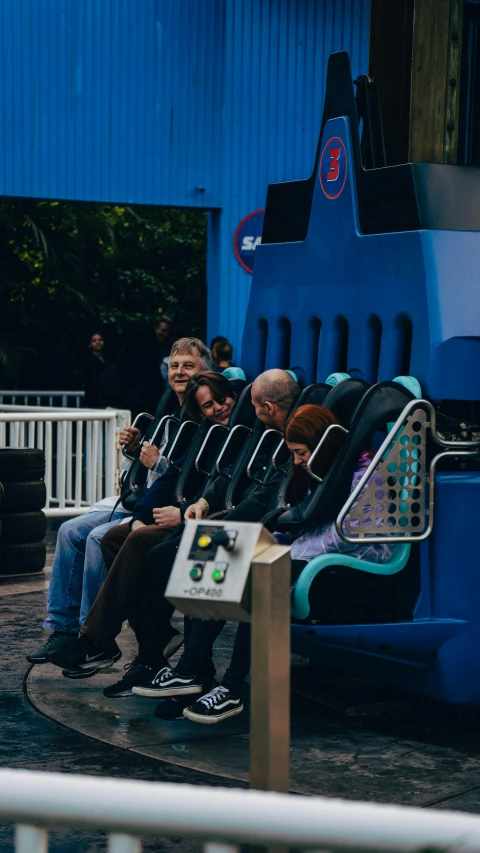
top-left (0, 390), bottom-right (85, 407)
top-left (2, 769), bottom-right (480, 853)
top-left (0, 406), bottom-right (130, 516)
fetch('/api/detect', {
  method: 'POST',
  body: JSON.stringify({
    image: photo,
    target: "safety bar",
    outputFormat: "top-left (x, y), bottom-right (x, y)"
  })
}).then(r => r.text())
top-left (166, 420), bottom-right (199, 466)
top-left (246, 429), bottom-right (284, 483)
top-left (120, 411), bottom-right (154, 460)
top-left (336, 398), bottom-right (480, 544)
top-left (150, 414), bottom-right (180, 448)
top-left (215, 423), bottom-right (252, 476)
top-left (272, 438), bottom-right (290, 472)
top-left (306, 424), bottom-right (349, 483)
top-left (195, 423), bottom-right (229, 474)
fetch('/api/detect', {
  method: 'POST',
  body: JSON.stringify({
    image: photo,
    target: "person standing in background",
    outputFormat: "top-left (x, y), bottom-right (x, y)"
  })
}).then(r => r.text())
top-left (210, 336), bottom-right (236, 372)
top-left (84, 332), bottom-right (108, 408)
top-left (155, 316), bottom-right (174, 385)
top-left (209, 336), bottom-right (227, 368)
top-left (214, 339), bottom-right (234, 370)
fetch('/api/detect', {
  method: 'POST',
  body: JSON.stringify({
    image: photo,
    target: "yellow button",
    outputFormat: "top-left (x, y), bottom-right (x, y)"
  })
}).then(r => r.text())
top-left (198, 534), bottom-right (211, 548)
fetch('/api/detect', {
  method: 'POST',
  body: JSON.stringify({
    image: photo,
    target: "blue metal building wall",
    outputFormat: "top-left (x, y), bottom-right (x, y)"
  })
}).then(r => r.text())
top-left (0, 0), bottom-right (370, 356)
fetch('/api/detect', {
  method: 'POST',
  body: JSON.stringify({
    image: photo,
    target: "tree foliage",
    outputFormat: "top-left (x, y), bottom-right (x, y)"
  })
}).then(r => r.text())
top-left (0, 200), bottom-right (207, 388)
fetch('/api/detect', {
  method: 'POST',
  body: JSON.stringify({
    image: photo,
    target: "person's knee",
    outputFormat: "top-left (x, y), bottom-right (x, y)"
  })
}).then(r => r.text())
top-left (100, 523), bottom-right (123, 550)
top-left (56, 514), bottom-right (88, 546)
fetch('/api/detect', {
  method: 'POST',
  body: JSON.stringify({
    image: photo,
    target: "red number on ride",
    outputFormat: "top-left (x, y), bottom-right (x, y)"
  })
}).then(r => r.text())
top-left (327, 147), bottom-right (341, 182)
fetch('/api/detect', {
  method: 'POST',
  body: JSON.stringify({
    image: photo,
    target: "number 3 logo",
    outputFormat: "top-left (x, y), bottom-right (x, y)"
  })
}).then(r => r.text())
top-left (319, 137), bottom-right (347, 199)
top-left (327, 147), bottom-right (341, 182)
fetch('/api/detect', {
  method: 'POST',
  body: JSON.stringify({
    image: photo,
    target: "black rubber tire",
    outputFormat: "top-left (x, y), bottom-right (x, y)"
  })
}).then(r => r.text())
top-left (0, 541), bottom-right (46, 575)
top-left (0, 511), bottom-right (46, 543)
top-left (0, 480), bottom-right (47, 512)
top-left (0, 449), bottom-right (45, 482)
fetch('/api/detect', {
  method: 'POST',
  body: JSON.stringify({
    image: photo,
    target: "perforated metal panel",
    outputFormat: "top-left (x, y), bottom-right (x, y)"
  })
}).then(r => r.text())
top-left (343, 408), bottom-right (429, 540)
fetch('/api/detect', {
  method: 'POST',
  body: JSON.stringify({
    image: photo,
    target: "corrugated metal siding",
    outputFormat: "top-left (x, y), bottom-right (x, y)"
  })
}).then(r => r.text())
top-left (0, 0), bottom-right (370, 355)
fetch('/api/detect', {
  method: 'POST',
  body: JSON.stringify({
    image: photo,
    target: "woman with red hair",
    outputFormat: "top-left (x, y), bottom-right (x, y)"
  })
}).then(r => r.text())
top-left (283, 404), bottom-right (395, 564)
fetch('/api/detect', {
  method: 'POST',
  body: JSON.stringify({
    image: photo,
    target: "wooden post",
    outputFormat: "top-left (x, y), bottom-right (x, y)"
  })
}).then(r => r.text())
top-left (369, 0), bottom-right (463, 165)
top-left (250, 545), bottom-right (290, 794)
top-left (444, 0), bottom-right (464, 164)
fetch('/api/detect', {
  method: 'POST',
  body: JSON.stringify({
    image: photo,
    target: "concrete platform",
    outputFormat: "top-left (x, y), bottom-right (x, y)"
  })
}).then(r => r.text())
top-left (4, 520), bottom-right (480, 813)
top-left (25, 619), bottom-right (480, 807)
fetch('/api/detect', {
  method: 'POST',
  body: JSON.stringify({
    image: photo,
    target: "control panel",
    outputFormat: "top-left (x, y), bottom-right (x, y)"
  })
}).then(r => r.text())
top-left (165, 520), bottom-right (277, 620)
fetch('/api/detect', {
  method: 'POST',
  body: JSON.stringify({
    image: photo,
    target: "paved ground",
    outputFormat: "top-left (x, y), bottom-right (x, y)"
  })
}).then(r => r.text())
top-left (2, 521), bottom-right (480, 851)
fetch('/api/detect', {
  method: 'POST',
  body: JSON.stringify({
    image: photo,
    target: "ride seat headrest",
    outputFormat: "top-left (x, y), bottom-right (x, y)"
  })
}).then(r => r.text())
top-left (293, 383), bottom-right (331, 411)
top-left (392, 375), bottom-right (422, 399)
top-left (223, 366), bottom-right (246, 382)
top-left (325, 372), bottom-right (351, 386)
top-left (322, 378), bottom-right (370, 428)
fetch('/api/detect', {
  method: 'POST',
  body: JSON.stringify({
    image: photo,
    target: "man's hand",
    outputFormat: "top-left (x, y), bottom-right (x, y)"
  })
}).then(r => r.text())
top-left (153, 506), bottom-right (181, 528)
top-left (119, 427), bottom-right (140, 453)
top-left (140, 441), bottom-right (160, 469)
top-left (184, 498), bottom-right (209, 520)
top-left (131, 520), bottom-right (146, 531)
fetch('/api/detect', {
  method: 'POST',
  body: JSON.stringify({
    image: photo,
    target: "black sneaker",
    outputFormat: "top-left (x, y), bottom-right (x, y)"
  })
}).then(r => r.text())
top-left (49, 634), bottom-right (121, 673)
top-left (132, 666), bottom-right (202, 698)
top-left (62, 630), bottom-right (183, 682)
top-left (103, 659), bottom-right (162, 698)
top-left (153, 678), bottom-right (217, 720)
top-left (26, 632), bottom-right (78, 664)
top-left (183, 685), bottom-right (243, 724)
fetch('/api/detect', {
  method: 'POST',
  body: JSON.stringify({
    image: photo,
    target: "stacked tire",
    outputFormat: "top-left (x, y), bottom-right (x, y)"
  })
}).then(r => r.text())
top-left (0, 449), bottom-right (47, 575)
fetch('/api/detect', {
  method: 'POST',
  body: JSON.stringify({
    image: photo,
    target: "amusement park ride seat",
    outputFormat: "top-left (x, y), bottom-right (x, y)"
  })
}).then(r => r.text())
top-left (290, 375), bottom-right (423, 622)
top-left (239, 50), bottom-right (480, 704)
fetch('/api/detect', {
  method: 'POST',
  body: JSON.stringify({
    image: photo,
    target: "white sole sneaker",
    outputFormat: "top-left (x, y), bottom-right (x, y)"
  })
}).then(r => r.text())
top-left (182, 703), bottom-right (244, 724)
top-left (132, 683), bottom-right (202, 698)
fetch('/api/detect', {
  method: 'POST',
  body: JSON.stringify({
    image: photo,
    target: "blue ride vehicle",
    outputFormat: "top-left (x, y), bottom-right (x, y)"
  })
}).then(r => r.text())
top-left (241, 51), bottom-right (480, 706)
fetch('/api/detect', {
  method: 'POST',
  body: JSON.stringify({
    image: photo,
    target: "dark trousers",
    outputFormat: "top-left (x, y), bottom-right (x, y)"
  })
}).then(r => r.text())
top-left (174, 558), bottom-right (308, 693)
top-left (175, 618), bottom-right (225, 684)
top-left (81, 522), bottom-right (180, 663)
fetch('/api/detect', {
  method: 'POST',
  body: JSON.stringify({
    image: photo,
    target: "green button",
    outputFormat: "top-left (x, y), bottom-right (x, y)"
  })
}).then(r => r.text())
top-left (190, 566), bottom-right (203, 581)
top-left (212, 569), bottom-right (225, 583)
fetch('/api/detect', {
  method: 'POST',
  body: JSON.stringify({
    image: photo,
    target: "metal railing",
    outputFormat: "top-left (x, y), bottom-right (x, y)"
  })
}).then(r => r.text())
top-left (2, 769), bottom-right (480, 852)
top-left (0, 390), bottom-right (85, 407)
top-left (0, 405), bottom-right (130, 516)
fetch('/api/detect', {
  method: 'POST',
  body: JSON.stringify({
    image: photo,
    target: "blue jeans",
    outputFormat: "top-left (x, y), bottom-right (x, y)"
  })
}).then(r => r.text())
top-left (44, 510), bottom-right (127, 634)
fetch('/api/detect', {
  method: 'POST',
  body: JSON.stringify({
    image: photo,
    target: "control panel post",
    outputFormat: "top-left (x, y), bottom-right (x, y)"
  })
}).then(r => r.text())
top-left (250, 544), bottom-right (291, 794)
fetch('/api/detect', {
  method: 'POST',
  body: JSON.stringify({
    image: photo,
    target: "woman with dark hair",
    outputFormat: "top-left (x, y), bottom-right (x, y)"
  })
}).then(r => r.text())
top-left (183, 371), bottom-right (236, 425)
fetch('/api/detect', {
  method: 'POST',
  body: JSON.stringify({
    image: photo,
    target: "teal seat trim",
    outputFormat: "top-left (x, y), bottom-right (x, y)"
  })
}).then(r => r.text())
top-left (285, 369), bottom-right (298, 381)
top-left (222, 366), bottom-right (246, 381)
top-left (291, 543), bottom-right (411, 621)
top-left (392, 375), bottom-right (422, 399)
top-left (325, 372), bottom-right (351, 386)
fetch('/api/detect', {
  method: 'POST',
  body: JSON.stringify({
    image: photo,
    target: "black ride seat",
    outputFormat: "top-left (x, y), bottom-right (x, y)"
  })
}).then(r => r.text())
top-left (276, 380), bottom-right (416, 532)
top-left (271, 378), bottom-right (370, 514)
